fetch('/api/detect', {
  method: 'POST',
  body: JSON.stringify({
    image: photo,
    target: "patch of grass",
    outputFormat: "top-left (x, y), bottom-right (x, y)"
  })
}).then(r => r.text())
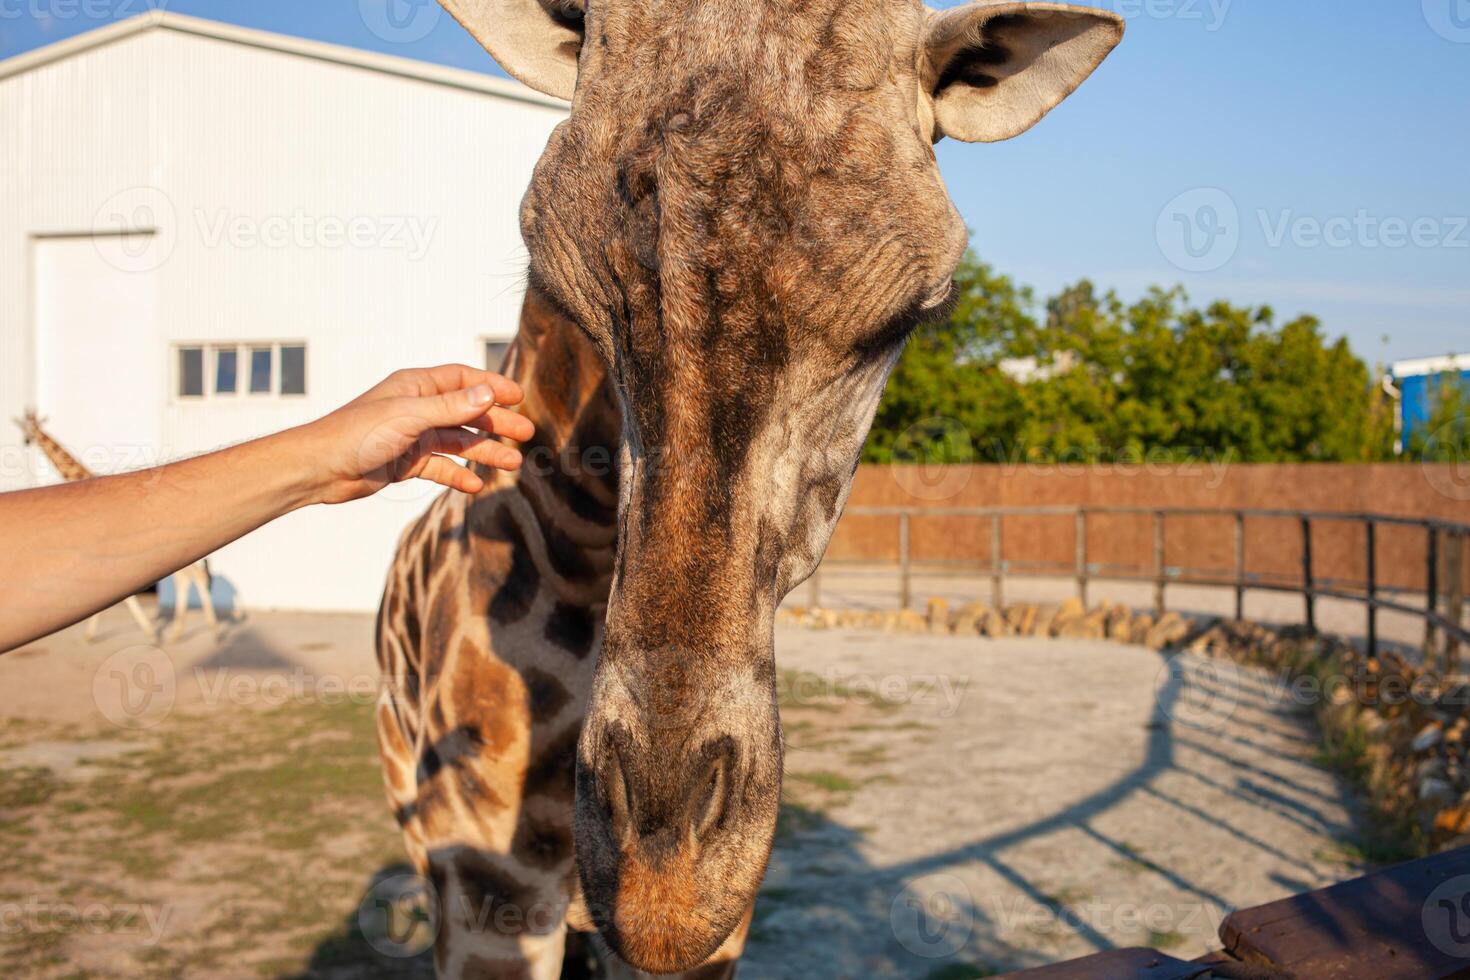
top-left (1148, 930), bottom-right (1185, 949)
top-left (846, 745), bottom-right (891, 766)
top-left (789, 770), bottom-right (859, 794)
top-left (0, 766), bottom-right (61, 809)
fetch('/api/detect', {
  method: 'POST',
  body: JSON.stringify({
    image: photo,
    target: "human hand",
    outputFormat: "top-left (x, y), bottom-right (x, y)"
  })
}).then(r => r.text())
top-left (292, 364), bottom-right (536, 505)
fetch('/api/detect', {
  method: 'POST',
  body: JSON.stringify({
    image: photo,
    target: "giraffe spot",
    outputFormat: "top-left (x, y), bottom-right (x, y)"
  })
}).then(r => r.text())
top-left (522, 667), bottom-right (572, 723)
top-left (462, 956), bottom-right (533, 980)
top-left (512, 811), bottom-right (574, 871)
top-left (524, 725), bottom-right (580, 804)
top-left (451, 641), bottom-right (525, 756)
top-left (452, 852), bottom-right (537, 934)
top-left (488, 507), bottom-right (540, 624)
top-left (544, 603), bottom-right (596, 659)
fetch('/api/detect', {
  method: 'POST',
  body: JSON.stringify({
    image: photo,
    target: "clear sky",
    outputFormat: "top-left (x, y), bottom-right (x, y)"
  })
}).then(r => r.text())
top-left (3, 0), bottom-right (1466, 367)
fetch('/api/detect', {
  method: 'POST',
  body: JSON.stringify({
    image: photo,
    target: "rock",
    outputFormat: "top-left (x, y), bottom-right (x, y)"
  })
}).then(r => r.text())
top-left (980, 609), bottom-right (1009, 638)
top-left (1106, 605), bottom-right (1134, 641)
top-left (1005, 604), bottom-right (1038, 636)
top-left (925, 597), bottom-right (950, 633)
top-left (1436, 806), bottom-right (1470, 836)
top-left (1413, 723), bottom-right (1445, 754)
top-left (1128, 614), bottom-right (1155, 645)
top-left (1030, 606), bottom-right (1058, 637)
top-left (1417, 756), bottom-right (1448, 783)
top-left (951, 613), bottom-right (981, 636)
top-left (1144, 612), bottom-right (1186, 651)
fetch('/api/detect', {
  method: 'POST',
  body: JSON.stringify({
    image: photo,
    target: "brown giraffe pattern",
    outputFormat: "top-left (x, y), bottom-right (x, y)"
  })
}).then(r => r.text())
top-left (376, 290), bottom-right (745, 978)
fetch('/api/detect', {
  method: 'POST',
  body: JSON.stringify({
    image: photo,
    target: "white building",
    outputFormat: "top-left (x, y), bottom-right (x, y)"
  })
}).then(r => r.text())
top-left (0, 12), bottom-right (567, 611)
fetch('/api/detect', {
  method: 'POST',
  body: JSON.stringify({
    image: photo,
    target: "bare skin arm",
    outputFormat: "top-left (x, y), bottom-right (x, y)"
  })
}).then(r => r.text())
top-left (0, 365), bottom-right (535, 653)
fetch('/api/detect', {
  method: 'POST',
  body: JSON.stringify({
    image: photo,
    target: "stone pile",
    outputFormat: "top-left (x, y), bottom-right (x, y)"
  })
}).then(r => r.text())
top-left (777, 597), bottom-right (1193, 650)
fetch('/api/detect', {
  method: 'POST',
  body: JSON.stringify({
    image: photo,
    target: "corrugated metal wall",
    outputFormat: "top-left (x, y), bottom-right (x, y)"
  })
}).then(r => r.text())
top-left (0, 22), bottom-right (566, 611)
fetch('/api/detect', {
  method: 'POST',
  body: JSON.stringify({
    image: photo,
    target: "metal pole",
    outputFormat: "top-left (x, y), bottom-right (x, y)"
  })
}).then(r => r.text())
top-left (1427, 525), bottom-right (1440, 658)
top-left (1448, 532), bottom-right (1464, 674)
top-left (899, 512), bottom-right (911, 611)
top-left (990, 513), bottom-right (1004, 611)
top-left (1302, 517), bottom-right (1316, 634)
top-left (1076, 509), bottom-right (1088, 608)
top-left (1366, 520), bottom-right (1378, 660)
top-left (1233, 511), bottom-right (1245, 621)
top-left (1153, 510), bottom-right (1166, 618)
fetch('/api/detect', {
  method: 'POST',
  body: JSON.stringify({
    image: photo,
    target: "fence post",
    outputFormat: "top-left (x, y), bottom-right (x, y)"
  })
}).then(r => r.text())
top-left (1153, 510), bottom-right (1166, 618)
top-left (1448, 532), bottom-right (1464, 674)
top-left (899, 512), bottom-right (912, 612)
top-left (1302, 517), bottom-right (1316, 634)
top-left (990, 513), bottom-right (1004, 611)
top-left (1076, 509), bottom-right (1089, 608)
top-left (1426, 525), bottom-right (1439, 658)
top-left (1366, 519), bottom-right (1378, 660)
top-left (1233, 511), bottom-right (1246, 621)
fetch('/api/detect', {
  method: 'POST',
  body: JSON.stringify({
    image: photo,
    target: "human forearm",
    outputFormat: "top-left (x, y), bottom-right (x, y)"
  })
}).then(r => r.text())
top-left (0, 431), bottom-right (316, 652)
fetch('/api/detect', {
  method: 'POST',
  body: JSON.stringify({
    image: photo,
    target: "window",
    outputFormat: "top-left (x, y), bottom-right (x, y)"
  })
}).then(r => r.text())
top-left (174, 342), bottom-right (308, 399)
top-left (484, 340), bottom-right (511, 373)
top-left (178, 347), bottom-right (204, 397)
top-left (280, 345), bottom-right (307, 395)
top-left (215, 348), bottom-right (238, 395)
top-left (249, 347), bottom-right (273, 394)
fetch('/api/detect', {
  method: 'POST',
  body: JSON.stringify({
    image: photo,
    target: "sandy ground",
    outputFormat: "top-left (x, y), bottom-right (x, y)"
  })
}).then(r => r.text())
top-left (0, 605), bottom-right (1371, 978)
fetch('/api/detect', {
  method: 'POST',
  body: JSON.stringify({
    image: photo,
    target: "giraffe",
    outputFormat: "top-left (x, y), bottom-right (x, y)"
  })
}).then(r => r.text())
top-left (15, 410), bottom-right (221, 644)
top-left (376, 1), bottom-right (1123, 975)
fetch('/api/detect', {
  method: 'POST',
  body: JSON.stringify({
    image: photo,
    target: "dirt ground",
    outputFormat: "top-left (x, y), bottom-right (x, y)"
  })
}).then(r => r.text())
top-left (0, 603), bottom-right (1375, 978)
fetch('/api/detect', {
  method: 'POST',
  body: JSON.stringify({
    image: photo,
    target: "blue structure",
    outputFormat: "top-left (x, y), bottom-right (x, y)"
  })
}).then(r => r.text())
top-left (1392, 355), bottom-right (1470, 450)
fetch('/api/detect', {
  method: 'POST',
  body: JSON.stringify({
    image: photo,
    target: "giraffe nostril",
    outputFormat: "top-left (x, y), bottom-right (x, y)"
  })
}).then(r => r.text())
top-left (690, 737), bottom-right (738, 841)
top-left (602, 728), bottom-right (636, 841)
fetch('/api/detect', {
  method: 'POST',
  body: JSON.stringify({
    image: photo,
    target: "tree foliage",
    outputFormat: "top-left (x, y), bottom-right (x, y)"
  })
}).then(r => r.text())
top-left (865, 253), bottom-right (1399, 464)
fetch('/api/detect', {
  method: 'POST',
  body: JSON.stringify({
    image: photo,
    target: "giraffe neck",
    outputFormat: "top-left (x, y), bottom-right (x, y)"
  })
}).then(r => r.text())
top-left (475, 286), bottom-right (622, 601)
top-left (31, 428), bottom-right (93, 483)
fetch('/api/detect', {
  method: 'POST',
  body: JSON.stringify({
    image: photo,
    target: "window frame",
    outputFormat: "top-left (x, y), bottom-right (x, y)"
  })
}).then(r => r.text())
top-left (171, 341), bottom-right (309, 402)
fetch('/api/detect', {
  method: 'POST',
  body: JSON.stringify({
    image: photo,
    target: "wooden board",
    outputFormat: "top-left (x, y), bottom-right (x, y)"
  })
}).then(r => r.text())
top-left (1220, 844), bottom-right (1470, 978)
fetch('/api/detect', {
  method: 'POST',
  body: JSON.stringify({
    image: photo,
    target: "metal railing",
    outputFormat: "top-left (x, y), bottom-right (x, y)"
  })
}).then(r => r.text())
top-left (811, 506), bottom-right (1470, 668)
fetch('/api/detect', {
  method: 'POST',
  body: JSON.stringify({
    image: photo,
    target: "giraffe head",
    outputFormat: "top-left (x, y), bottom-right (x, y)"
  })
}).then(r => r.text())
top-left (15, 409), bottom-right (45, 446)
top-left (446, 0), bottom-right (1121, 969)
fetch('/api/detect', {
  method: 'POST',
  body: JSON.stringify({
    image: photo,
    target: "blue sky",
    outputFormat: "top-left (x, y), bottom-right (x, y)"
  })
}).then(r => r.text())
top-left (3, 0), bottom-right (1467, 367)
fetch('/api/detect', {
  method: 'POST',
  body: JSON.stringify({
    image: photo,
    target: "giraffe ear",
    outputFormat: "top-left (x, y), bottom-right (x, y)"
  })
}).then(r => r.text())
top-left (922, 2), bottom-right (1123, 143)
top-left (438, 0), bottom-right (582, 102)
